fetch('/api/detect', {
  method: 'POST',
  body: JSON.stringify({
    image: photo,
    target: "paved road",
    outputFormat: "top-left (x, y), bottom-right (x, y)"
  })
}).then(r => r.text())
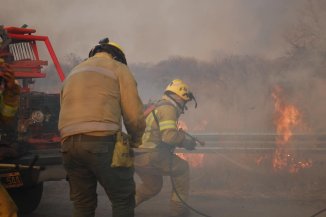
top-left (22, 178), bottom-right (326, 217)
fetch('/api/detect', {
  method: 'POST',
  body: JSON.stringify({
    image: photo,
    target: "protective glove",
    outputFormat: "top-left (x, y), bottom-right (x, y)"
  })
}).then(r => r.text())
top-left (127, 133), bottom-right (142, 148)
top-left (182, 138), bottom-right (197, 151)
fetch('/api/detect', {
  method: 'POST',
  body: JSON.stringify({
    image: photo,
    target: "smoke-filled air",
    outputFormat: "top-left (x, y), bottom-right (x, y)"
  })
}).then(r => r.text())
top-left (3, 1), bottom-right (326, 217)
top-left (1, 0), bottom-right (325, 134)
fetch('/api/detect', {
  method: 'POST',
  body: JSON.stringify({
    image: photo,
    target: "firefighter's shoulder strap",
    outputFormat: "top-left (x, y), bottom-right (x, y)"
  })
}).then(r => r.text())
top-left (144, 100), bottom-right (176, 131)
top-left (143, 102), bottom-right (156, 118)
top-left (152, 109), bottom-right (160, 130)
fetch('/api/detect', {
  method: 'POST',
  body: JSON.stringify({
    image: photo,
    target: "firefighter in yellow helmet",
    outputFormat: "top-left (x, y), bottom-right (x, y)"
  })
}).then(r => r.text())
top-left (59, 38), bottom-right (145, 217)
top-left (0, 59), bottom-right (20, 217)
top-left (135, 79), bottom-right (197, 217)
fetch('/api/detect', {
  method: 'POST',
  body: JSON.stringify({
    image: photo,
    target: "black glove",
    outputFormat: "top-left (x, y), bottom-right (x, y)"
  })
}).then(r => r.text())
top-left (182, 138), bottom-right (197, 151)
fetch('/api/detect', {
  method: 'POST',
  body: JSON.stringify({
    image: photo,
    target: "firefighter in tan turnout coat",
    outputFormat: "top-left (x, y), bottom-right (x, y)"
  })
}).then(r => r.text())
top-left (58, 38), bottom-right (145, 217)
top-left (135, 79), bottom-right (197, 217)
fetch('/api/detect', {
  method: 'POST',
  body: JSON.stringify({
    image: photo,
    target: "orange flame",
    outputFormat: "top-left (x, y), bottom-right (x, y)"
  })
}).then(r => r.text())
top-left (271, 86), bottom-right (312, 172)
top-left (177, 119), bottom-right (205, 168)
top-left (272, 86), bottom-right (300, 143)
top-left (176, 153), bottom-right (205, 168)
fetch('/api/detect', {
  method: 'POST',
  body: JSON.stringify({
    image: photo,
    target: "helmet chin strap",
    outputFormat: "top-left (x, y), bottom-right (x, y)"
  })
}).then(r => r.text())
top-left (165, 92), bottom-right (187, 114)
top-left (165, 91), bottom-right (198, 114)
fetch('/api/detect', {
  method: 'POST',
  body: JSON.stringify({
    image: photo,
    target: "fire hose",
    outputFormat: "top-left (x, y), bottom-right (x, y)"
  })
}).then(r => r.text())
top-left (309, 208), bottom-right (326, 217)
top-left (138, 118), bottom-right (322, 217)
top-left (144, 108), bottom-right (211, 215)
top-left (169, 152), bottom-right (213, 217)
top-left (169, 133), bottom-right (326, 217)
top-left (169, 132), bottom-right (213, 217)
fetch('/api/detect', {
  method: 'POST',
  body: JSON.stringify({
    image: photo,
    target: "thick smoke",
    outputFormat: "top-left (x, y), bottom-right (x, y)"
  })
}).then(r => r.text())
top-left (1, 0), bottom-right (305, 63)
top-left (2, 1), bottom-right (326, 213)
top-left (2, 0), bottom-right (325, 133)
top-left (133, 54), bottom-right (326, 133)
top-left (132, 0), bottom-right (326, 133)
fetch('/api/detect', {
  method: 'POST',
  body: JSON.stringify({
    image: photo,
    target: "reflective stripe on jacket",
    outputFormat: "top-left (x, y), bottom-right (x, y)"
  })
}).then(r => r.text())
top-left (58, 52), bottom-right (145, 143)
top-left (140, 96), bottom-right (185, 149)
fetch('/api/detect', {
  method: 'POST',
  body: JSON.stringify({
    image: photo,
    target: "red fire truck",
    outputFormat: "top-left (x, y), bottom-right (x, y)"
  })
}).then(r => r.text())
top-left (0, 25), bottom-right (66, 214)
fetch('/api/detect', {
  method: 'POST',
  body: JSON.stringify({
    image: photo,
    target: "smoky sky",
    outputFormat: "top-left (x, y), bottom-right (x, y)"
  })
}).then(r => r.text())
top-left (3, 0), bottom-right (325, 134)
top-left (1, 0), bottom-right (306, 63)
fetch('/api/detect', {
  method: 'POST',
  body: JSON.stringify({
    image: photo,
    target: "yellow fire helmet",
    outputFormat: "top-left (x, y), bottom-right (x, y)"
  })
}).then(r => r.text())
top-left (165, 79), bottom-right (198, 110)
top-left (165, 79), bottom-right (192, 101)
top-left (107, 41), bottom-right (124, 54)
top-left (89, 37), bottom-right (127, 65)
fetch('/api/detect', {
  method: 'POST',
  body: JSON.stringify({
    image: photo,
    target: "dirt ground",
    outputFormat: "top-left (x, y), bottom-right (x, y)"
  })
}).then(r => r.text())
top-left (22, 151), bottom-right (326, 217)
top-left (22, 178), bottom-right (326, 217)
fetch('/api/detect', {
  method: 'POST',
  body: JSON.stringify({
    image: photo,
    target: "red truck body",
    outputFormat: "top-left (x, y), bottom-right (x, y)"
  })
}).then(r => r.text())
top-left (0, 25), bottom-right (66, 214)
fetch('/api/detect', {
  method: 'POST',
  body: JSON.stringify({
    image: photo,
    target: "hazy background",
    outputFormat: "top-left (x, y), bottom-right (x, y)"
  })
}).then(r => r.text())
top-left (1, 0), bottom-right (306, 63)
top-left (3, 3), bottom-right (326, 217)
top-left (1, 0), bottom-right (325, 133)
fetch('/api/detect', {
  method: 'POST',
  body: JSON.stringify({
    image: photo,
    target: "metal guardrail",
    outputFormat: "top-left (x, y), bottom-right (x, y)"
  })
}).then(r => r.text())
top-left (14, 133), bottom-right (326, 164)
top-left (180, 133), bottom-right (326, 153)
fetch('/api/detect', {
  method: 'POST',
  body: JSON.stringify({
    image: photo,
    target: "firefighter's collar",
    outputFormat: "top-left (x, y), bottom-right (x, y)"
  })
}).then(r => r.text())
top-left (162, 94), bottom-right (183, 116)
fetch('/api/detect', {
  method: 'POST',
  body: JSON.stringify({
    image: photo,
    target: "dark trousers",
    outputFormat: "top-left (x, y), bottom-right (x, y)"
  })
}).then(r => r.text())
top-left (61, 134), bottom-right (135, 217)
